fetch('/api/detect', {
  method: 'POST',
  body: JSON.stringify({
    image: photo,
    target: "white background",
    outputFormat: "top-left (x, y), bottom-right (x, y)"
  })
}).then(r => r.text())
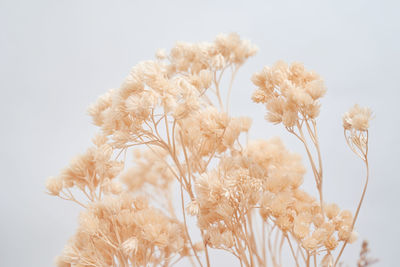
top-left (1, 0), bottom-right (399, 266)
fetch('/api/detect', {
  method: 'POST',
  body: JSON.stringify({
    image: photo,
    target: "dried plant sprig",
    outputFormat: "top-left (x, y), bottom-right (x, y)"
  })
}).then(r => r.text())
top-left (252, 61), bottom-right (326, 217)
top-left (49, 33), bottom-right (258, 267)
top-left (357, 241), bottom-right (378, 267)
top-left (48, 34), bottom-right (373, 267)
top-left (252, 63), bottom-right (373, 266)
top-left (334, 105), bottom-right (372, 266)
top-left (55, 195), bottom-right (189, 267)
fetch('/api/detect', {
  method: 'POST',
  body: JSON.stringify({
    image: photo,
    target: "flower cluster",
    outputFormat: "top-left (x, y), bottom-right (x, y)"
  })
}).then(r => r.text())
top-left (194, 137), bottom-right (356, 256)
top-left (56, 195), bottom-right (187, 267)
top-left (343, 104), bottom-right (373, 132)
top-left (178, 106), bottom-right (252, 166)
top-left (87, 33), bottom-right (257, 149)
top-left (46, 134), bottom-right (124, 203)
top-left (48, 34), bottom-right (373, 267)
top-left (194, 138), bottom-right (305, 252)
top-left (262, 190), bottom-right (357, 252)
top-left (252, 61), bottom-right (326, 127)
top-left (343, 104), bottom-right (372, 160)
top-left (121, 147), bottom-right (174, 192)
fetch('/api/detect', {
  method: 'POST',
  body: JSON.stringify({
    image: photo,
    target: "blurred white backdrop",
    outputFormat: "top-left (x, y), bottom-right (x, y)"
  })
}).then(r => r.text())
top-left (1, 0), bottom-right (399, 266)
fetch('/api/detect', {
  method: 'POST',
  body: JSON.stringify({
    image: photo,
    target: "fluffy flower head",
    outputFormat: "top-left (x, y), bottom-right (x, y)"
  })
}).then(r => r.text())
top-left (343, 104), bottom-right (373, 131)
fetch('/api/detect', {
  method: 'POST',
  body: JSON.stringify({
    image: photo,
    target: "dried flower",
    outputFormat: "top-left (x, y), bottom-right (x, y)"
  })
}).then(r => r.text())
top-left (252, 61), bottom-right (326, 126)
top-left (187, 200), bottom-right (200, 216)
top-left (48, 33), bottom-right (372, 267)
top-left (46, 177), bottom-right (63, 196)
top-left (357, 241), bottom-right (378, 267)
top-left (343, 104), bottom-right (373, 131)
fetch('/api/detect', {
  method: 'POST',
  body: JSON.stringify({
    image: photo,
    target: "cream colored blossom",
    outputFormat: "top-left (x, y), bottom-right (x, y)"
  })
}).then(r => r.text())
top-left (46, 177), bottom-right (63, 196)
top-left (49, 33), bottom-right (371, 267)
top-left (56, 196), bottom-right (187, 267)
top-left (122, 237), bottom-right (138, 256)
top-left (293, 213), bottom-right (311, 239)
top-left (324, 235), bottom-right (338, 250)
top-left (155, 49), bottom-right (167, 60)
top-left (325, 203), bottom-right (340, 219)
top-left (302, 236), bottom-right (318, 251)
top-left (343, 104), bottom-right (373, 131)
top-left (252, 61), bottom-right (326, 125)
top-left (121, 148), bottom-right (174, 192)
top-left (186, 200), bottom-right (200, 216)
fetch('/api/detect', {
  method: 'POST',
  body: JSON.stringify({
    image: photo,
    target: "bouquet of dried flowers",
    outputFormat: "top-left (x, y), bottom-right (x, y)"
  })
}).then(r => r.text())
top-left (47, 33), bottom-right (374, 267)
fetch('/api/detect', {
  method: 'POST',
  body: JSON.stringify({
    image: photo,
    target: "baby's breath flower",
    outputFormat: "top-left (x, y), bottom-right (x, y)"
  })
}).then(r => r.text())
top-left (343, 104), bottom-right (373, 131)
top-left (110, 181), bottom-right (123, 195)
top-left (324, 236), bottom-right (338, 250)
top-left (325, 203), bottom-right (340, 219)
top-left (155, 49), bottom-right (167, 60)
top-left (221, 230), bottom-right (235, 248)
top-left (46, 177), bottom-right (63, 196)
top-left (338, 226), bottom-right (352, 241)
top-left (293, 213), bottom-right (311, 239)
top-left (121, 237), bottom-right (139, 256)
top-left (49, 33), bottom-right (372, 267)
top-left (252, 61), bottom-right (325, 126)
top-left (302, 236), bottom-right (318, 251)
top-left (349, 231), bottom-right (359, 244)
top-left (211, 54), bottom-right (225, 70)
top-left (186, 200), bottom-right (200, 216)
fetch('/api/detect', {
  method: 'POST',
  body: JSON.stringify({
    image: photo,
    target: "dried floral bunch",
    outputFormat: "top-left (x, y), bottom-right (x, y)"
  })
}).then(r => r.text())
top-left (47, 33), bottom-right (373, 267)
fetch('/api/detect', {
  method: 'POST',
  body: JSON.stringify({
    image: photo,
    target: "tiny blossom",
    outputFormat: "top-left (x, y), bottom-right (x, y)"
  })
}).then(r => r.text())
top-left (186, 200), bottom-right (200, 216)
top-left (343, 104), bottom-right (373, 131)
top-left (293, 213), bottom-right (311, 239)
top-left (155, 49), bottom-right (167, 60)
top-left (46, 177), bottom-right (63, 196)
top-left (252, 61), bottom-right (326, 126)
top-left (302, 236), bottom-right (318, 251)
top-left (122, 237), bottom-right (139, 256)
top-left (56, 196), bottom-right (187, 267)
top-left (324, 235), bottom-right (338, 250)
top-left (349, 231), bottom-right (359, 244)
top-left (325, 203), bottom-right (340, 219)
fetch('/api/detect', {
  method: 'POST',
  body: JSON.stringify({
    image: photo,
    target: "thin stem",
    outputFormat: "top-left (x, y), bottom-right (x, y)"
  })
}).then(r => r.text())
top-left (312, 120), bottom-right (323, 180)
top-left (202, 231), bottom-right (211, 267)
top-left (278, 232), bottom-right (285, 267)
top-left (313, 254), bottom-right (317, 267)
top-left (226, 65), bottom-right (239, 114)
top-left (334, 156), bottom-right (370, 266)
top-left (213, 71), bottom-right (224, 110)
top-left (293, 121), bottom-right (324, 212)
top-left (333, 160), bottom-right (369, 266)
top-left (164, 114), bottom-right (172, 148)
top-left (286, 234), bottom-right (300, 267)
top-left (179, 181), bottom-right (203, 267)
top-left (352, 157), bottom-right (369, 229)
top-left (172, 119), bottom-right (177, 155)
top-left (289, 232), bottom-right (306, 263)
top-left (179, 132), bottom-right (193, 191)
top-left (262, 222), bottom-right (266, 266)
top-left (268, 226), bottom-right (278, 267)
